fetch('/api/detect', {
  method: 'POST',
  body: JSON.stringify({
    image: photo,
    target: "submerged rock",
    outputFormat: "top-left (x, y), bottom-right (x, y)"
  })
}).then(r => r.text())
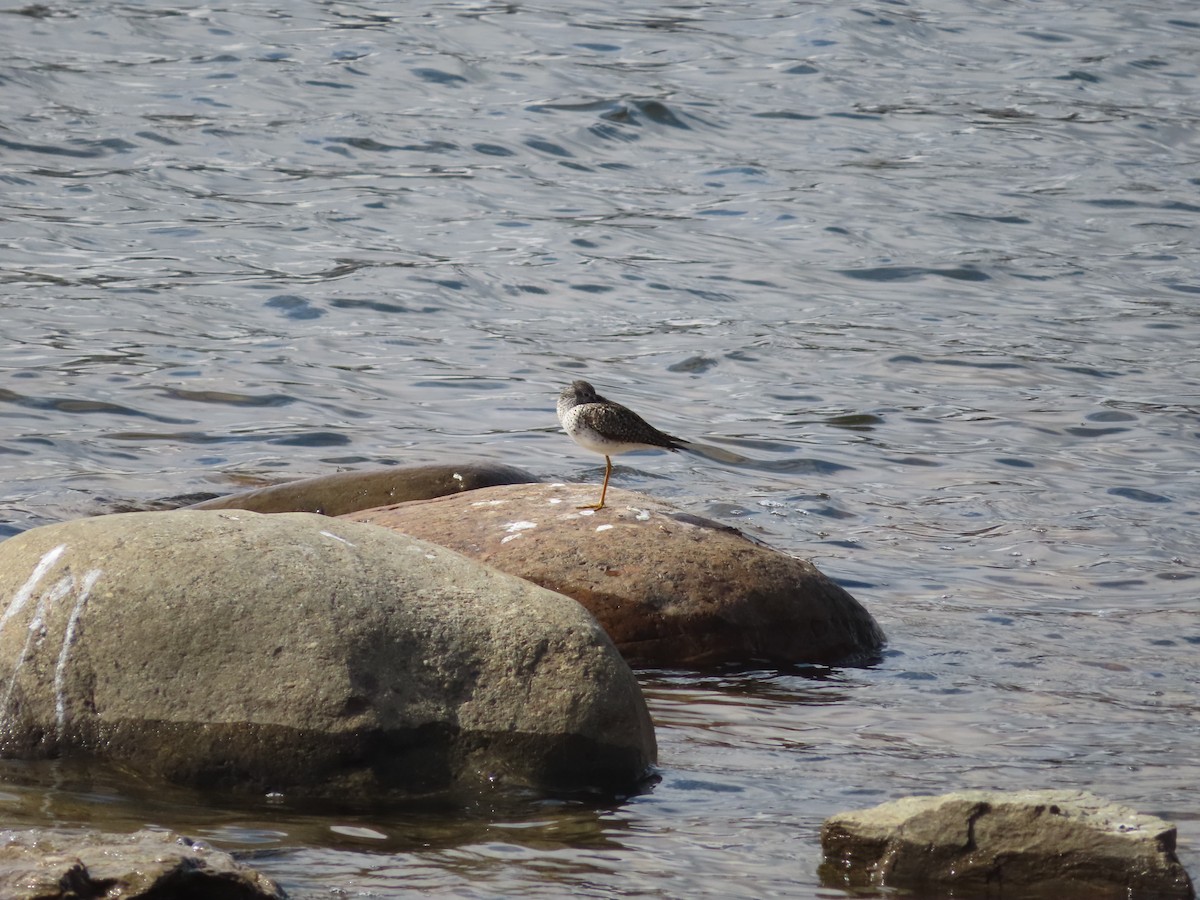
top-left (820, 789), bottom-right (1195, 900)
top-left (189, 461), bottom-right (537, 516)
top-left (0, 828), bottom-right (284, 899)
top-left (344, 483), bottom-right (885, 667)
top-left (0, 510), bottom-right (654, 801)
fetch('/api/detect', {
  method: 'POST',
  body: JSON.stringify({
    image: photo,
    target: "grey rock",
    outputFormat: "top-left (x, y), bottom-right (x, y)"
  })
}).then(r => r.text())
top-left (188, 462), bottom-right (537, 516)
top-left (820, 789), bottom-right (1194, 900)
top-left (0, 510), bottom-right (655, 800)
top-left (0, 828), bottom-right (284, 899)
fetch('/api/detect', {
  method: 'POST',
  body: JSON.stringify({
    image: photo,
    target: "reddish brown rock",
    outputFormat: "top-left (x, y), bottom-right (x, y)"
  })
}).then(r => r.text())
top-left (343, 483), bottom-right (884, 668)
top-left (188, 461), bottom-right (537, 517)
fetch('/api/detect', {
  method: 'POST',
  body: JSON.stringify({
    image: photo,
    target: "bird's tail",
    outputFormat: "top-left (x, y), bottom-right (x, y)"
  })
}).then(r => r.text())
top-left (673, 438), bottom-right (754, 465)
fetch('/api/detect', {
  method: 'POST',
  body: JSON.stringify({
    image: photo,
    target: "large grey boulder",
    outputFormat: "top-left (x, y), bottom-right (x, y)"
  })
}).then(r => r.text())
top-left (0, 510), bottom-right (654, 800)
top-left (0, 828), bottom-right (284, 899)
top-left (821, 789), bottom-right (1194, 899)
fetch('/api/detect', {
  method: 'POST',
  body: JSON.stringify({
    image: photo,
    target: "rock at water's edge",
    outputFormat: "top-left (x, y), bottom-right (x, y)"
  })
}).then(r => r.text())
top-left (189, 461), bottom-right (537, 516)
top-left (0, 510), bottom-right (655, 800)
top-left (820, 789), bottom-right (1195, 900)
top-left (0, 828), bottom-right (285, 900)
top-left (345, 483), bottom-right (885, 667)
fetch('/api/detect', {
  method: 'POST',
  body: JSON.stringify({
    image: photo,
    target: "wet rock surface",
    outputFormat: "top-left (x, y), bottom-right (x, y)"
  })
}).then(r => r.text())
top-left (344, 482), bottom-right (885, 667)
top-left (820, 789), bottom-right (1195, 900)
top-left (188, 461), bottom-right (538, 516)
top-left (0, 828), bottom-right (285, 899)
top-left (0, 510), bottom-right (655, 801)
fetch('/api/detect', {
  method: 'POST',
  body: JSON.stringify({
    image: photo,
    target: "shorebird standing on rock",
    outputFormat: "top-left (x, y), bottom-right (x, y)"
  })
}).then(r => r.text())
top-left (557, 380), bottom-right (686, 510)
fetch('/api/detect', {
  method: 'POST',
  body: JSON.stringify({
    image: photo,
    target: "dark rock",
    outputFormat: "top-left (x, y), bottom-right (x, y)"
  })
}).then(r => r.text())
top-left (0, 510), bottom-right (655, 801)
top-left (343, 483), bottom-right (885, 667)
top-left (820, 789), bottom-right (1195, 900)
top-left (0, 828), bottom-right (284, 899)
top-left (188, 462), bottom-right (537, 516)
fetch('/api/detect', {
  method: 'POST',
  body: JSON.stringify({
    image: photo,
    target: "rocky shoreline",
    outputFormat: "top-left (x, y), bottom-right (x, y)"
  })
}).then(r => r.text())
top-left (0, 462), bottom-right (1190, 899)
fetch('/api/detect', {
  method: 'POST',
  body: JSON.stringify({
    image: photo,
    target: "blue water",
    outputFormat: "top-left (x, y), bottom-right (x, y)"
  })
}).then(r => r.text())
top-left (2, 1), bottom-right (1198, 896)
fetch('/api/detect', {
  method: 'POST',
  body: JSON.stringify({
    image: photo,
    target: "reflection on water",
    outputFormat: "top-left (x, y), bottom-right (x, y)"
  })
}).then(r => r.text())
top-left (2, 0), bottom-right (1199, 895)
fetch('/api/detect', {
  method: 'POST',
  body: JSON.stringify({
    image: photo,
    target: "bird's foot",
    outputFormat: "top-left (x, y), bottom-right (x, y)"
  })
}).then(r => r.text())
top-left (576, 502), bottom-right (605, 510)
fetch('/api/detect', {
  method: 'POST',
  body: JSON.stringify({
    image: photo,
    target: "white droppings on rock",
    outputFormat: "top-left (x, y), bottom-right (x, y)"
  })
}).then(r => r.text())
top-left (504, 521), bottom-right (537, 533)
top-left (501, 521), bottom-right (536, 544)
top-left (0, 543), bottom-right (66, 636)
top-left (632, 508), bottom-right (651, 521)
top-left (319, 530), bottom-right (356, 547)
top-left (54, 568), bottom-right (102, 736)
top-left (3, 574), bottom-right (73, 722)
top-left (471, 499), bottom-right (509, 507)
top-left (595, 524), bottom-right (614, 533)
top-left (30, 576), bottom-right (73, 637)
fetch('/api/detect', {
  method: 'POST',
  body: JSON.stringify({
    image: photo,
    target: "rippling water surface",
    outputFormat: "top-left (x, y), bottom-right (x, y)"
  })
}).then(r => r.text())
top-left (2, 0), bottom-right (1198, 896)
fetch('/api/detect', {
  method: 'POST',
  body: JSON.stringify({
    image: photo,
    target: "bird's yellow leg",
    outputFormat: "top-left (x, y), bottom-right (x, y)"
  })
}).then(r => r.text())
top-left (598, 456), bottom-right (612, 508)
top-left (578, 456), bottom-right (612, 510)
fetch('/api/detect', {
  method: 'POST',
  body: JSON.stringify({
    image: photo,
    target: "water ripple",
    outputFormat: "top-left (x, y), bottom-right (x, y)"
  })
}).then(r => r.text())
top-left (1, 0), bottom-right (1199, 895)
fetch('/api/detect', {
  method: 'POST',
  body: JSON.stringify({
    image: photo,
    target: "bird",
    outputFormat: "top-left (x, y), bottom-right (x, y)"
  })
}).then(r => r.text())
top-left (557, 380), bottom-right (685, 510)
